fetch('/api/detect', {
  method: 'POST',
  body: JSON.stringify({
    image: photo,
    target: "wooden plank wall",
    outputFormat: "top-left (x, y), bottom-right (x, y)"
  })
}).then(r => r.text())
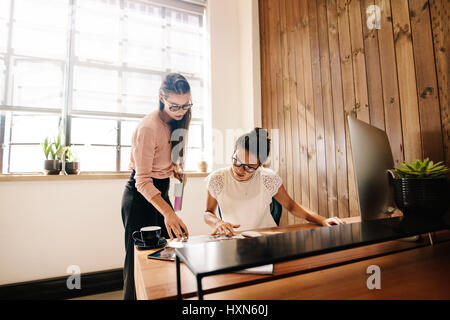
top-left (259, 0), bottom-right (449, 223)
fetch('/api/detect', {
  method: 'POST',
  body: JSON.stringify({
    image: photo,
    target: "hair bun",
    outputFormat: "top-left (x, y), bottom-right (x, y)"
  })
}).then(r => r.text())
top-left (254, 127), bottom-right (270, 142)
top-left (254, 127), bottom-right (266, 134)
top-left (235, 127), bottom-right (271, 164)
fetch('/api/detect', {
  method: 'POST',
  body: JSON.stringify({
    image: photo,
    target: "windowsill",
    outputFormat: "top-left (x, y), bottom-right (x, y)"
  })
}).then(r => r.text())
top-left (0, 171), bottom-right (210, 182)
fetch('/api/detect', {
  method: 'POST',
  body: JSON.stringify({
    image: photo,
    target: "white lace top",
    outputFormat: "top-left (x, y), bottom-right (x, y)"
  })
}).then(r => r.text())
top-left (206, 166), bottom-right (283, 230)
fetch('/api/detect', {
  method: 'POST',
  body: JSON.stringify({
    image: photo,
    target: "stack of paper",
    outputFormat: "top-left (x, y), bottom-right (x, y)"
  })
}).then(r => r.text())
top-left (167, 234), bottom-right (245, 248)
top-left (234, 264), bottom-right (274, 275)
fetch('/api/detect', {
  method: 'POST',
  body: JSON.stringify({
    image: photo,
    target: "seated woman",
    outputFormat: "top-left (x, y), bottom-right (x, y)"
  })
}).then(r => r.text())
top-left (204, 128), bottom-right (345, 235)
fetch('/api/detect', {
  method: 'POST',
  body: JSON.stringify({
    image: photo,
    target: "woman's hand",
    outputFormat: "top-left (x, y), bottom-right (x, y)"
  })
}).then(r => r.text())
top-left (321, 217), bottom-right (346, 226)
top-left (212, 220), bottom-right (240, 236)
top-left (173, 165), bottom-right (186, 183)
top-left (164, 211), bottom-right (189, 240)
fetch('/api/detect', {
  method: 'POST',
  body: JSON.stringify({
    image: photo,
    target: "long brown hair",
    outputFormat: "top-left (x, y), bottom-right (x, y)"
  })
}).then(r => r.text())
top-left (159, 73), bottom-right (192, 166)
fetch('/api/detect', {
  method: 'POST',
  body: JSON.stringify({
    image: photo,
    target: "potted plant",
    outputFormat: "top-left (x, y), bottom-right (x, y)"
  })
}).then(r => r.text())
top-left (42, 135), bottom-right (63, 175)
top-left (63, 145), bottom-right (80, 175)
top-left (389, 158), bottom-right (450, 217)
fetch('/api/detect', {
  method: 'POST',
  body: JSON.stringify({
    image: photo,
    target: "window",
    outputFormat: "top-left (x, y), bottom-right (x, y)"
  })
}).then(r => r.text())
top-left (0, 0), bottom-right (208, 174)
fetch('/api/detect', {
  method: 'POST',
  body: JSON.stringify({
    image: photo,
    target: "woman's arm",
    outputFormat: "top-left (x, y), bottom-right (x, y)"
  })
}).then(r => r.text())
top-left (204, 191), bottom-right (240, 235)
top-left (273, 185), bottom-right (345, 226)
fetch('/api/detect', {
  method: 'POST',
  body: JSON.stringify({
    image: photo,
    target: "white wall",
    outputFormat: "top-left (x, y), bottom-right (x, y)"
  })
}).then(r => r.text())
top-left (0, 0), bottom-right (261, 285)
top-left (208, 0), bottom-right (261, 170)
top-left (0, 179), bottom-right (126, 284)
top-left (239, 0), bottom-right (262, 131)
top-left (0, 177), bottom-right (210, 285)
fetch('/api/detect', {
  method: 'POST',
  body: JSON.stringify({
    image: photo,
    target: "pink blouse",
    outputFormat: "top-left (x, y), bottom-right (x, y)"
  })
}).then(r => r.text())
top-left (129, 110), bottom-right (174, 202)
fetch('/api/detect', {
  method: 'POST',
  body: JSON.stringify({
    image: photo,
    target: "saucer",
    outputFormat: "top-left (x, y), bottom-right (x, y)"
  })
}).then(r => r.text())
top-left (134, 237), bottom-right (167, 250)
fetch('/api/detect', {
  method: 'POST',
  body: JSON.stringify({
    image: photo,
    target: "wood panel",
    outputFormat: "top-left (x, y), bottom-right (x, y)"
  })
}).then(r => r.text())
top-left (280, 0), bottom-right (296, 225)
top-left (268, 0), bottom-right (290, 226)
top-left (409, 0), bottom-right (444, 162)
top-left (348, 0), bottom-right (370, 122)
top-left (317, 0), bottom-right (338, 219)
top-left (337, 0), bottom-right (360, 217)
top-left (376, 0), bottom-right (404, 167)
top-left (293, 0), bottom-right (309, 223)
top-left (429, 0), bottom-right (449, 165)
top-left (362, 0), bottom-right (385, 130)
top-left (285, 0), bottom-right (303, 225)
top-left (308, 0), bottom-right (328, 218)
top-left (327, 0), bottom-right (349, 218)
top-left (391, 0), bottom-right (422, 162)
top-left (299, 0), bottom-right (319, 216)
top-left (259, 0), bottom-right (449, 220)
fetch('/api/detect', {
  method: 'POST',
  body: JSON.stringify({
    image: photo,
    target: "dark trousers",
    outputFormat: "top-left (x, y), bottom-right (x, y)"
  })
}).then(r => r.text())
top-left (121, 170), bottom-right (171, 300)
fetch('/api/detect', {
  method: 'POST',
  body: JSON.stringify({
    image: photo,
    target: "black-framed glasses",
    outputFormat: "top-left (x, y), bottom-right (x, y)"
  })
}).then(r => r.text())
top-left (164, 98), bottom-right (193, 112)
top-left (231, 156), bottom-right (260, 173)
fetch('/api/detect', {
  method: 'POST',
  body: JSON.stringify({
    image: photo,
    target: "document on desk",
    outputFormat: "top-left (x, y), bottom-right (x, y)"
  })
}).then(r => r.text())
top-left (234, 264), bottom-right (274, 275)
top-left (167, 234), bottom-right (245, 248)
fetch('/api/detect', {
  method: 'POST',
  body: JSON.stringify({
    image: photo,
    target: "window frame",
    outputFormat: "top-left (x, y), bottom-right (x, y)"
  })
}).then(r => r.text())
top-left (0, 0), bottom-right (208, 174)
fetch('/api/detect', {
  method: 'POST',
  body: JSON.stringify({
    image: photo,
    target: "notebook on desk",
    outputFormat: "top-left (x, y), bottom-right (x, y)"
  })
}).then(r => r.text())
top-left (148, 247), bottom-right (176, 261)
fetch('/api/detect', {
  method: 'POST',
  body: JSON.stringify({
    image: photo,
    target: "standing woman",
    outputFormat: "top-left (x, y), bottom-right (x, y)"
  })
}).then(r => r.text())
top-left (121, 73), bottom-right (192, 300)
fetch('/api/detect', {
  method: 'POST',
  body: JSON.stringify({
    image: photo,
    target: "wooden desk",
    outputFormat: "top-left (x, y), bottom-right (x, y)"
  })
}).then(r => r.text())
top-left (199, 240), bottom-right (450, 300)
top-left (134, 216), bottom-right (450, 300)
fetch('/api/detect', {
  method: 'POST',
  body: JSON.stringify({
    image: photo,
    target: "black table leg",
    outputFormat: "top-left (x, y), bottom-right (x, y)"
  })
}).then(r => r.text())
top-left (176, 255), bottom-right (182, 300)
top-left (197, 276), bottom-right (204, 300)
top-left (428, 232), bottom-right (434, 246)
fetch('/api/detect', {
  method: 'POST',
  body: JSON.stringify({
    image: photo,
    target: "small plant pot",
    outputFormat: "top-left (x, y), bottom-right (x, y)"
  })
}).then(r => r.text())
top-left (197, 161), bottom-right (208, 173)
top-left (392, 178), bottom-right (450, 217)
top-left (44, 160), bottom-right (62, 175)
top-left (65, 162), bottom-right (80, 175)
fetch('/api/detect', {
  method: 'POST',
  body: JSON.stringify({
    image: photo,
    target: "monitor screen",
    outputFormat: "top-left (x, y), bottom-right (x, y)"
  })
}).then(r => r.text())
top-left (348, 115), bottom-right (396, 221)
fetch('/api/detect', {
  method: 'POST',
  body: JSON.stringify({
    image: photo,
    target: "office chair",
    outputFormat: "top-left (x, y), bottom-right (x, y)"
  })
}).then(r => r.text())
top-left (217, 197), bottom-right (282, 226)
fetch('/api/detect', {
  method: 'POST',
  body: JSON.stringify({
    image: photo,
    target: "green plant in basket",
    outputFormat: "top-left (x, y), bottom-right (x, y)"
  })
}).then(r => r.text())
top-left (393, 158), bottom-right (449, 179)
top-left (390, 158), bottom-right (449, 217)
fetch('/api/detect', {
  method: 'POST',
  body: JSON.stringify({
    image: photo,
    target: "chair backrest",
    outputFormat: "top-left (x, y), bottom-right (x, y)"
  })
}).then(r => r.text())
top-left (270, 198), bottom-right (282, 225)
top-left (217, 197), bottom-right (282, 226)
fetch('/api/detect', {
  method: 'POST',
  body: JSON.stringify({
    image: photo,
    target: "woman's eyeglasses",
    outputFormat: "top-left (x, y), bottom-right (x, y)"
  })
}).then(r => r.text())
top-left (232, 156), bottom-right (259, 173)
top-left (164, 98), bottom-right (193, 112)
top-left (169, 103), bottom-right (193, 112)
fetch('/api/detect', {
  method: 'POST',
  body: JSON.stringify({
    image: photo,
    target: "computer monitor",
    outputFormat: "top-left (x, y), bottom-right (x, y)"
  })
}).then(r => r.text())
top-left (347, 115), bottom-right (396, 221)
